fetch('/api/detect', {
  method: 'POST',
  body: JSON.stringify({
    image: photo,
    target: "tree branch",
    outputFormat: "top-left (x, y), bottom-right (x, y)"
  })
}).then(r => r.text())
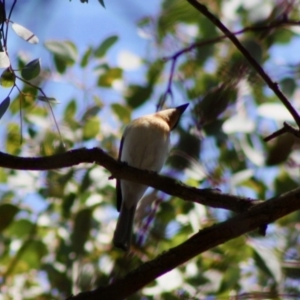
top-left (185, 0), bottom-right (300, 129)
top-left (0, 148), bottom-right (257, 212)
top-left (68, 187), bottom-right (300, 300)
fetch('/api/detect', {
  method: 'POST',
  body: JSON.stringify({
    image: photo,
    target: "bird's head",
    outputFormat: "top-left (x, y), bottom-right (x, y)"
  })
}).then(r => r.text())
top-left (156, 103), bottom-right (189, 130)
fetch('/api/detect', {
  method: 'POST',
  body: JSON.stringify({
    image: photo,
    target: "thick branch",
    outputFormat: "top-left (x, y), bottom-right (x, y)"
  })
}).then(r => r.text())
top-left (186, 0), bottom-right (300, 129)
top-left (69, 187), bottom-right (300, 300)
top-left (0, 148), bottom-right (256, 212)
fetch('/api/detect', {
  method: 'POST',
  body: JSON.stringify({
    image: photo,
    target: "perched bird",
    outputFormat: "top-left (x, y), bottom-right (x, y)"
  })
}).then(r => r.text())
top-left (113, 103), bottom-right (189, 251)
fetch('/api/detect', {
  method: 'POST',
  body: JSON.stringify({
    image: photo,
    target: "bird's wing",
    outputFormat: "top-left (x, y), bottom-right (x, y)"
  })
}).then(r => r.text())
top-left (116, 135), bottom-right (124, 212)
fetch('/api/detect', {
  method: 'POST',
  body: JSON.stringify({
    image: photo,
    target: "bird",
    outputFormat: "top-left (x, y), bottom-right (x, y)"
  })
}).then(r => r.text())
top-left (113, 103), bottom-right (189, 251)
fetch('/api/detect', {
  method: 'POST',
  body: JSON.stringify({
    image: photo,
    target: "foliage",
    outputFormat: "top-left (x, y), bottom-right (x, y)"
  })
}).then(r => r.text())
top-left (1, 0), bottom-right (300, 299)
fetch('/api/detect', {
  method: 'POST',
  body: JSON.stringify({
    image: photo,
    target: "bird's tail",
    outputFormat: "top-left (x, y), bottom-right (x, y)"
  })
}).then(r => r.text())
top-left (113, 204), bottom-right (136, 251)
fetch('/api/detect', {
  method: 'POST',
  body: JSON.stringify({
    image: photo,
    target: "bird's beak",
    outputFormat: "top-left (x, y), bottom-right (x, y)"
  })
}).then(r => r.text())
top-left (176, 103), bottom-right (189, 115)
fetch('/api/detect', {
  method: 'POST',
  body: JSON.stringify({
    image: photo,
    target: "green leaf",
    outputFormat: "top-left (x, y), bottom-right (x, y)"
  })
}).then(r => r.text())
top-left (20, 240), bottom-right (48, 270)
top-left (11, 23), bottom-right (39, 44)
top-left (6, 219), bottom-right (34, 238)
top-left (0, 96), bottom-right (10, 119)
top-left (80, 47), bottom-right (93, 67)
top-left (44, 40), bottom-right (77, 72)
top-left (37, 96), bottom-right (60, 104)
top-left (0, 168), bottom-right (7, 182)
top-left (97, 67), bottom-right (122, 87)
top-left (111, 103), bottom-right (131, 123)
top-left (266, 133), bottom-right (294, 166)
top-left (54, 55), bottom-right (67, 74)
top-left (147, 60), bottom-right (163, 85)
top-left (21, 58), bottom-right (41, 80)
top-left (280, 77), bottom-right (296, 97)
top-left (158, 0), bottom-right (200, 39)
top-left (251, 245), bottom-right (282, 283)
top-left (0, 69), bottom-right (15, 87)
top-left (81, 105), bottom-right (102, 121)
top-left (98, 0), bottom-right (105, 7)
top-left (218, 266), bottom-right (240, 293)
top-left (83, 116), bottom-right (100, 140)
top-left (242, 39), bottom-right (263, 63)
top-left (45, 40), bottom-right (77, 62)
top-left (0, 52), bottom-right (10, 68)
top-left (62, 193), bottom-right (76, 218)
top-left (6, 123), bottom-right (21, 154)
top-left (94, 35), bottom-right (118, 58)
top-left (125, 84), bottom-right (152, 108)
top-left (71, 208), bottom-right (92, 256)
top-left (64, 99), bottom-right (77, 123)
top-left (0, 203), bottom-right (19, 232)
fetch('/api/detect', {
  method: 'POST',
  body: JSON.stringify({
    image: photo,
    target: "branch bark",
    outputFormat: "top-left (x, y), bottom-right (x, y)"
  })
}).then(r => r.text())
top-left (0, 148), bottom-right (257, 212)
top-left (68, 187), bottom-right (300, 300)
top-left (186, 0), bottom-right (300, 129)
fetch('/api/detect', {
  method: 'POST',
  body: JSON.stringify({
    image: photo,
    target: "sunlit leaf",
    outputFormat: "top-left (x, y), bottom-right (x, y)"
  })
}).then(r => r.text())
top-left (251, 243), bottom-right (282, 284)
top-left (94, 35), bottom-right (118, 58)
top-left (111, 103), bottom-right (131, 123)
top-left (6, 219), bottom-right (34, 237)
top-left (19, 240), bottom-right (47, 270)
top-left (0, 69), bottom-right (15, 87)
top-left (21, 58), bottom-right (41, 80)
top-left (0, 168), bottom-right (7, 182)
top-left (158, 0), bottom-right (200, 39)
top-left (258, 103), bottom-right (294, 122)
top-left (11, 22), bottom-right (39, 44)
top-left (82, 116), bottom-right (100, 140)
top-left (0, 52), bottom-right (10, 68)
top-left (97, 67), bottom-right (122, 87)
top-left (6, 123), bottom-right (21, 154)
top-left (45, 40), bottom-right (77, 62)
top-left (44, 40), bottom-right (77, 73)
top-left (64, 99), bottom-right (77, 121)
top-left (222, 115), bottom-right (255, 134)
top-left (0, 96), bottom-right (10, 119)
top-left (37, 95), bottom-right (60, 104)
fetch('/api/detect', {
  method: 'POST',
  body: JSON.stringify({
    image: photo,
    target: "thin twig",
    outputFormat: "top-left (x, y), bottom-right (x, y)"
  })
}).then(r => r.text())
top-left (186, 0), bottom-right (300, 129)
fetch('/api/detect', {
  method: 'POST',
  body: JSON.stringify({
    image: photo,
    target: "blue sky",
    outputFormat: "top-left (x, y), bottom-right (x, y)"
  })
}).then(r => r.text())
top-left (0, 0), bottom-right (163, 213)
top-left (0, 0), bottom-right (162, 113)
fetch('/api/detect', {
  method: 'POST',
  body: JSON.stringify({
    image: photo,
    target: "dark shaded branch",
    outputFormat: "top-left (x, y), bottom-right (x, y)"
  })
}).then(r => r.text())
top-left (0, 148), bottom-right (257, 212)
top-left (186, 0), bottom-right (300, 129)
top-left (264, 122), bottom-right (300, 142)
top-left (68, 187), bottom-right (300, 300)
top-left (164, 19), bottom-right (300, 62)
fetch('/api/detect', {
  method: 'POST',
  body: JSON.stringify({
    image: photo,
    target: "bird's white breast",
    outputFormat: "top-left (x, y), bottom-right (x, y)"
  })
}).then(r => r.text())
top-left (121, 119), bottom-right (170, 171)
